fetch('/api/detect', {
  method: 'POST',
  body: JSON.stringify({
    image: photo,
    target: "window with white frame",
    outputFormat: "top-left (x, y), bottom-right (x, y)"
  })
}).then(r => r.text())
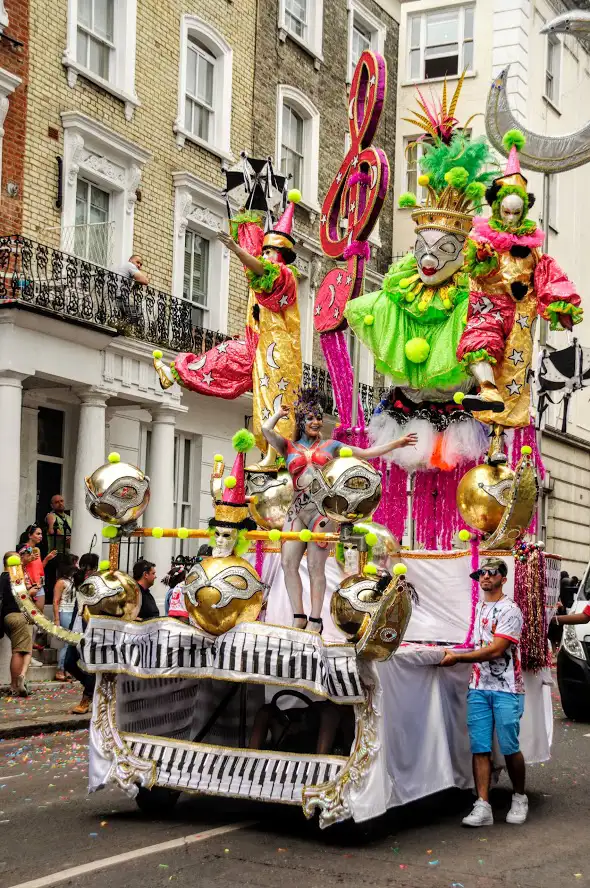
top-left (172, 172), bottom-right (230, 334)
top-left (63, 0), bottom-right (139, 119)
top-left (403, 135), bottom-right (434, 202)
top-left (407, 5), bottom-right (474, 81)
top-left (73, 179), bottom-right (112, 266)
top-left (347, 0), bottom-right (386, 83)
top-left (61, 112), bottom-right (151, 269)
top-left (173, 433), bottom-right (195, 556)
top-left (183, 230), bottom-right (210, 328)
top-left (545, 34), bottom-right (561, 104)
top-left (276, 85), bottom-right (320, 209)
top-left (279, 0), bottom-right (323, 59)
top-left (174, 16), bottom-right (233, 158)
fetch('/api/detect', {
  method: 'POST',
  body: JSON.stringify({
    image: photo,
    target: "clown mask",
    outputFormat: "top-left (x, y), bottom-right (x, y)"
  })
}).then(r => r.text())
top-left (212, 526), bottom-right (238, 558)
top-left (499, 193), bottom-right (525, 229)
top-left (414, 229), bottom-right (466, 286)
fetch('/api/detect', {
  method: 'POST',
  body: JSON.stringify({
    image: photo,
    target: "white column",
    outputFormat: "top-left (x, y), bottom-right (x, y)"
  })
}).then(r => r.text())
top-left (143, 407), bottom-right (176, 605)
top-left (70, 389), bottom-right (107, 559)
top-left (0, 373), bottom-right (25, 556)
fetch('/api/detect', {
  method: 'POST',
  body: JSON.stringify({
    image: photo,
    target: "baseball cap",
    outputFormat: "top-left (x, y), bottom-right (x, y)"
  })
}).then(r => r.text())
top-left (470, 557), bottom-right (508, 580)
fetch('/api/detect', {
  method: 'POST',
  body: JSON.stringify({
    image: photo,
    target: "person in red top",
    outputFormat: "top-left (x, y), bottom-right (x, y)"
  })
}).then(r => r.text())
top-left (551, 604), bottom-right (590, 627)
top-left (262, 388), bottom-right (417, 631)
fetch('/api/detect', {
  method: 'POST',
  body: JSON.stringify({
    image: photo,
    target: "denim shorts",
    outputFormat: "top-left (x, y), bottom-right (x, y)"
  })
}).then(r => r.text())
top-left (466, 688), bottom-right (525, 756)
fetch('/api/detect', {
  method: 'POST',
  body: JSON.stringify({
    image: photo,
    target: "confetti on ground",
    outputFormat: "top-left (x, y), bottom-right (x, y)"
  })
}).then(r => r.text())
top-left (399, 865), bottom-right (407, 870)
top-left (89, 832), bottom-right (97, 837)
top-left (159, 864), bottom-right (169, 869)
top-left (429, 860), bottom-right (439, 866)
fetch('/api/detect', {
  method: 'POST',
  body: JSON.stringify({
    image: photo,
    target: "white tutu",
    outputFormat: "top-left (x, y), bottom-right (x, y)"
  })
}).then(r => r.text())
top-left (388, 418), bottom-right (436, 472)
top-left (440, 418), bottom-right (489, 467)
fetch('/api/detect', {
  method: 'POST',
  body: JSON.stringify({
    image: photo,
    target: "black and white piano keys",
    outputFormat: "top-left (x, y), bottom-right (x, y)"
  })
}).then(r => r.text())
top-left (126, 736), bottom-right (346, 803)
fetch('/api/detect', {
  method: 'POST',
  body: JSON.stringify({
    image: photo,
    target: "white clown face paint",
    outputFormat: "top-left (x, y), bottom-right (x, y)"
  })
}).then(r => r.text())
top-left (414, 229), bottom-right (466, 286)
top-left (499, 193), bottom-right (525, 229)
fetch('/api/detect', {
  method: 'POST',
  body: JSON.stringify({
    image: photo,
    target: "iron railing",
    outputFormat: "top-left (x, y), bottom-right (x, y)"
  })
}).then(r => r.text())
top-left (0, 234), bottom-right (382, 417)
top-left (0, 235), bottom-right (228, 353)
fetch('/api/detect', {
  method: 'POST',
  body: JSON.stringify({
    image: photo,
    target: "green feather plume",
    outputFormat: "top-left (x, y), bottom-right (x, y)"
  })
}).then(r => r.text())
top-left (444, 167), bottom-right (469, 188)
top-left (232, 428), bottom-right (256, 453)
top-left (398, 192), bottom-right (418, 208)
top-left (502, 129), bottom-right (526, 152)
top-left (420, 133), bottom-right (498, 194)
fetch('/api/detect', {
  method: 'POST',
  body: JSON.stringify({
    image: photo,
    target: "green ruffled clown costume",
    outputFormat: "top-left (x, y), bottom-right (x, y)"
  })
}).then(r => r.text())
top-left (345, 77), bottom-right (498, 397)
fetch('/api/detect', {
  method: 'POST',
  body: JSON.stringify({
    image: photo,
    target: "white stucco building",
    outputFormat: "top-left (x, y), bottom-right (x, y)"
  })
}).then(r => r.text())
top-left (393, 0), bottom-right (590, 573)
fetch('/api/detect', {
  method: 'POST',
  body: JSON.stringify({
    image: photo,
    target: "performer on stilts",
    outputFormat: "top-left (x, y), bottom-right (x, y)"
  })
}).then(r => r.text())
top-left (154, 192), bottom-right (303, 471)
top-left (262, 388), bottom-right (417, 631)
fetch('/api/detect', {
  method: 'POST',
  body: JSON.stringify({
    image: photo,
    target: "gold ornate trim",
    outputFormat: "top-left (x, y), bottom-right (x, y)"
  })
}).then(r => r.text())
top-left (7, 563), bottom-right (81, 644)
top-left (302, 662), bottom-right (381, 829)
top-left (94, 674), bottom-right (156, 796)
top-left (485, 453), bottom-right (538, 550)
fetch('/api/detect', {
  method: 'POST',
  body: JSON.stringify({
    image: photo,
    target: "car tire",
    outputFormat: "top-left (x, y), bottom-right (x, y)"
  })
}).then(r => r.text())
top-left (559, 690), bottom-right (590, 722)
top-left (135, 785), bottom-right (181, 816)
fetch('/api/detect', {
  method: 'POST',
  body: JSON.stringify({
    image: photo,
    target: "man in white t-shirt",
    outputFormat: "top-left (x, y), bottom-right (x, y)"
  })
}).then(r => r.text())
top-left (119, 254), bottom-right (149, 285)
top-left (439, 557), bottom-right (528, 827)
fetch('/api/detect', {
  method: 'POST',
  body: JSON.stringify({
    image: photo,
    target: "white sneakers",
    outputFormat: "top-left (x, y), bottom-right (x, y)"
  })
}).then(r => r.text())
top-left (462, 798), bottom-right (494, 827)
top-left (506, 793), bottom-right (529, 824)
top-left (462, 794), bottom-right (529, 827)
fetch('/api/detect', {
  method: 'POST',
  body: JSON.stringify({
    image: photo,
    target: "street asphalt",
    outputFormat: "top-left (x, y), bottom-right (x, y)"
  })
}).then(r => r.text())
top-left (0, 684), bottom-right (588, 888)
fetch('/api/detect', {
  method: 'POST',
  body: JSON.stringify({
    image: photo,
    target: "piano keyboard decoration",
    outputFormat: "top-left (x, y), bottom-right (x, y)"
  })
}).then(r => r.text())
top-left (81, 619), bottom-right (363, 703)
top-left (123, 734), bottom-right (347, 804)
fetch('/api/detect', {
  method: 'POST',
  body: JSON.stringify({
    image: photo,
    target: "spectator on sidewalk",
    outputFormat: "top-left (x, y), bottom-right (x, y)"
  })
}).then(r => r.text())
top-left (17, 526), bottom-right (58, 663)
top-left (133, 559), bottom-right (160, 620)
top-left (52, 554), bottom-right (78, 682)
top-left (0, 551), bottom-right (33, 697)
top-left (119, 254), bottom-right (149, 285)
top-left (64, 552), bottom-right (99, 715)
top-left (163, 564), bottom-right (188, 623)
top-left (45, 495), bottom-right (72, 554)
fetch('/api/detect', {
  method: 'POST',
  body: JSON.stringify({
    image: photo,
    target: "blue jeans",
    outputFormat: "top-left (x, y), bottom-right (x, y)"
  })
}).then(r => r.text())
top-left (58, 611), bottom-right (74, 670)
top-left (467, 688), bottom-right (525, 756)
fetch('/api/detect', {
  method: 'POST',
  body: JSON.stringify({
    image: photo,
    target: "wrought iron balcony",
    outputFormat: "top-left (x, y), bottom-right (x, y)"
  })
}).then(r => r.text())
top-left (0, 234), bottom-right (380, 417)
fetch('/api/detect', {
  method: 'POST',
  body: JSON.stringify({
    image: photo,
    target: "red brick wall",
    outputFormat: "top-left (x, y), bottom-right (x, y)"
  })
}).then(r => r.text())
top-left (0, 0), bottom-right (28, 234)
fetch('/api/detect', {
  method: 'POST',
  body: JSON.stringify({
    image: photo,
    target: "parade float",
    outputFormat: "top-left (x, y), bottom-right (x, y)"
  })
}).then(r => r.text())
top-left (5, 52), bottom-right (578, 827)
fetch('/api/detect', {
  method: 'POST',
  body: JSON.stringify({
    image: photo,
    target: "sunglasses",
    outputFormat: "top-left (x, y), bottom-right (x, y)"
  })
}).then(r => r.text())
top-left (479, 569), bottom-right (501, 578)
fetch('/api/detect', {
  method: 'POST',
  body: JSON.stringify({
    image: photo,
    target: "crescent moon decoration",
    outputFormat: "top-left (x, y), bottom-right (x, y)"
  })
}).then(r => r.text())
top-left (266, 341), bottom-right (280, 370)
top-left (328, 284), bottom-right (336, 307)
top-left (486, 64), bottom-right (590, 173)
top-left (348, 98), bottom-right (354, 120)
top-left (370, 164), bottom-right (377, 190)
top-left (187, 356), bottom-right (206, 371)
top-left (273, 393), bottom-right (283, 414)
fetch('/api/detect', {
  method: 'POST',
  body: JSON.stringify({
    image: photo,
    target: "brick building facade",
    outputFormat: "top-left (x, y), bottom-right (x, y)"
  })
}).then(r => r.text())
top-left (0, 0), bottom-right (29, 234)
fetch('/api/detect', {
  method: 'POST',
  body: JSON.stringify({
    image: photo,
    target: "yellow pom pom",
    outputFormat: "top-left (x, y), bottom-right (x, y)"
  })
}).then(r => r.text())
top-left (99, 559), bottom-right (111, 572)
top-left (299, 529), bottom-right (312, 542)
top-left (454, 391), bottom-right (465, 405)
top-left (404, 291), bottom-right (416, 303)
top-left (152, 350), bottom-right (163, 360)
top-left (364, 314), bottom-right (375, 326)
top-left (269, 529), bottom-right (281, 542)
top-left (213, 454), bottom-right (224, 463)
top-left (399, 277), bottom-right (412, 290)
top-left (363, 563), bottom-right (378, 575)
top-left (178, 527), bottom-right (189, 539)
top-left (405, 337), bottom-right (430, 364)
top-left (152, 527), bottom-right (164, 539)
top-left (417, 174), bottom-right (430, 187)
top-left (224, 476), bottom-right (237, 489)
top-left (287, 189), bottom-right (302, 204)
top-left (340, 447), bottom-right (353, 457)
top-left (442, 298), bottom-right (452, 310)
top-left (418, 301), bottom-right (428, 312)
top-left (102, 525), bottom-right (118, 539)
top-left (365, 532), bottom-right (378, 547)
top-left (6, 554), bottom-right (21, 567)
top-left (108, 452), bottom-right (121, 464)
top-left (458, 529), bottom-right (472, 542)
top-left (521, 445), bottom-right (533, 455)
top-left (393, 563), bottom-right (407, 576)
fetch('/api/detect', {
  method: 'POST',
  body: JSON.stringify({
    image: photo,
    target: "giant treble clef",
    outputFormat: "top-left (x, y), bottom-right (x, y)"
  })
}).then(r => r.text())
top-left (315, 51), bottom-right (390, 335)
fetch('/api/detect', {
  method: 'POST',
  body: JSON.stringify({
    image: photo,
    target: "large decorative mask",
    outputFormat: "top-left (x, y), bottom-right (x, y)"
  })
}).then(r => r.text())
top-left (456, 463), bottom-right (515, 534)
top-left (414, 229), bottom-right (466, 286)
top-left (335, 521), bottom-right (400, 575)
top-left (78, 569), bottom-right (141, 622)
top-left (246, 468), bottom-right (294, 530)
top-left (183, 556), bottom-right (265, 636)
top-left (85, 456), bottom-right (150, 528)
top-left (311, 456), bottom-right (382, 524)
top-left (499, 193), bottom-right (524, 229)
top-left (330, 572), bottom-right (413, 661)
top-left (212, 526), bottom-right (238, 558)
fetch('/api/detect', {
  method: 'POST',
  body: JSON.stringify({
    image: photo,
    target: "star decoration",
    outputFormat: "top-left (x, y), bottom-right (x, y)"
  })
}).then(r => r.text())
top-left (315, 304), bottom-right (321, 315)
top-left (516, 314), bottom-right (529, 329)
top-left (346, 275), bottom-right (352, 285)
top-left (471, 296), bottom-right (493, 315)
top-left (508, 349), bottom-right (524, 366)
top-left (350, 201), bottom-right (356, 213)
top-left (506, 379), bottom-right (522, 396)
top-left (321, 214), bottom-right (327, 224)
top-left (334, 307), bottom-right (340, 318)
top-left (336, 171), bottom-right (343, 183)
top-left (202, 372), bottom-right (214, 386)
top-left (261, 408), bottom-right (271, 421)
top-left (352, 155), bottom-right (359, 166)
top-left (279, 294), bottom-right (289, 307)
top-left (336, 272), bottom-right (343, 284)
top-left (259, 374), bottom-right (269, 387)
top-left (277, 378), bottom-right (289, 392)
top-left (493, 312), bottom-right (503, 323)
top-left (369, 75), bottom-right (376, 86)
top-left (216, 342), bottom-right (229, 353)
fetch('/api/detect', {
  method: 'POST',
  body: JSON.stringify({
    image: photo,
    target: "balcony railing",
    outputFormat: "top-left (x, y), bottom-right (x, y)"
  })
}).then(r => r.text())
top-left (0, 234), bottom-right (382, 417)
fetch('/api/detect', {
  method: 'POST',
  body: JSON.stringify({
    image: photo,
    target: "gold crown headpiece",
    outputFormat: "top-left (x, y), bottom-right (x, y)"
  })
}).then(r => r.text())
top-left (411, 185), bottom-right (475, 235)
